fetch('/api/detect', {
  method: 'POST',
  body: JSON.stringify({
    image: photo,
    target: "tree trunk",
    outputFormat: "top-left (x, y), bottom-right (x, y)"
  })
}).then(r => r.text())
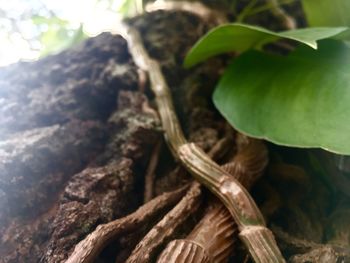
top-left (1, 4), bottom-right (349, 263)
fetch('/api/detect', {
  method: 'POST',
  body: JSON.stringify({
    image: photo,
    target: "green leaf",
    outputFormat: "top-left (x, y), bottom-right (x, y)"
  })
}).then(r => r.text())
top-left (302, 0), bottom-right (350, 27)
top-left (184, 23), bottom-right (347, 67)
top-left (213, 40), bottom-right (350, 155)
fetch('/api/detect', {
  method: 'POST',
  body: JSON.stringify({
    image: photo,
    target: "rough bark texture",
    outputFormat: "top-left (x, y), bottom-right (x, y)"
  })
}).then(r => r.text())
top-left (0, 10), bottom-right (219, 263)
top-left (1, 3), bottom-right (350, 263)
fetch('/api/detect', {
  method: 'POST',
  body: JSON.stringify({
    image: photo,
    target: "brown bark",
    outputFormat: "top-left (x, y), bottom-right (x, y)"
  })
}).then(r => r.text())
top-left (1, 2), bottom-right (350, 263)
top-left (0, 10), bottom-right (216, 263)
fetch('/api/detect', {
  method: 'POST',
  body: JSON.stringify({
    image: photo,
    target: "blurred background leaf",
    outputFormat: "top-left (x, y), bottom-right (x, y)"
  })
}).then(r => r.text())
top-left (31, 15), bottom-right (87, 56)
top-left (302, 0), bottom-right (350, 27)
top-left (301, 0), bottom-right (350, 40)
top-left (0, 0), bottom-right (142, 66)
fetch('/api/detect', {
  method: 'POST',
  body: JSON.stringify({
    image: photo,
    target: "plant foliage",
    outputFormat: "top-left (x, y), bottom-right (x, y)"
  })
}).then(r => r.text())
top-left (302, 0), bottom-right (350, 27)
top-left (185, 1), bottom-right (350, 154)
top-left (213, 40), bottom-right (350, 154)
top-left (184, 23), bottom-right (346, 67)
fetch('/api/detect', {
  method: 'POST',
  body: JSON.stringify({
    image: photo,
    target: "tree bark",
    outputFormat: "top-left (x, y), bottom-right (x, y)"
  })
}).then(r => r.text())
top-left (1, 3), bottom-right (350, 263)
top-left (0, 9), bottom-right (222, 263)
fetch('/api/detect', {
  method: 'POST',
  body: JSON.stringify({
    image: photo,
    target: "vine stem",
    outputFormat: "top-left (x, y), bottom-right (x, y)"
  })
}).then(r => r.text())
top-left (145, 1), bottom-right (227, 24)
top-left (157, 136), bottom-right (270, 263)
top-left (115, 21), bottom-right (285, 263)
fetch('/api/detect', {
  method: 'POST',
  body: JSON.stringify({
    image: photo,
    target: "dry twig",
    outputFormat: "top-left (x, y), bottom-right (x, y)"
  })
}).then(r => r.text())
top-left (266, 0), bottom-right (296, 30)
top-left (65, 184), bottom-right (189, 263)
top-left (126, 182), bottom-right (202, 262)
top-left (145, 1), bottom-right (227, 24)
top-left (144, 140), bottom-right (163, 202)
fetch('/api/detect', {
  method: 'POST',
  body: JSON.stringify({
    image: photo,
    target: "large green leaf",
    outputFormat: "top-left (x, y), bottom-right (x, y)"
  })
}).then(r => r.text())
top-left (302, 0), bottom-right (350, 27)
top-left (184, 23), bottom-right (347, 67)
top-left (213, 40), bottom-right (350, 155)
